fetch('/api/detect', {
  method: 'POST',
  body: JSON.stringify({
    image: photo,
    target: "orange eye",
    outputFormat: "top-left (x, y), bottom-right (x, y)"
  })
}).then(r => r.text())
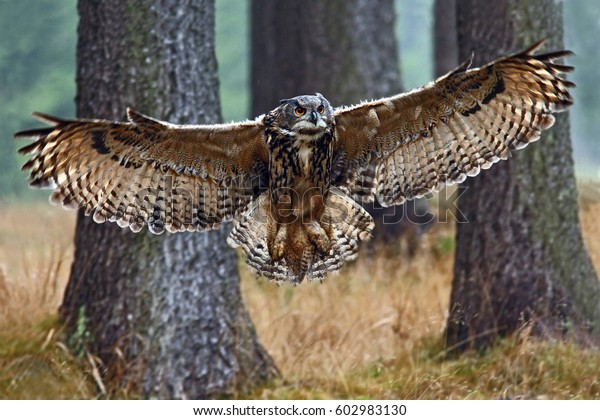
top-left (317, 105), bottom-right (325, 114)
top-left (294, 106), bottom-right (306, 116)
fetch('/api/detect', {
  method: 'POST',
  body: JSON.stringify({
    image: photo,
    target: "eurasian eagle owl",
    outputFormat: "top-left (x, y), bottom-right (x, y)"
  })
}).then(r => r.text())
top-left (17, 41), bottom-right (574, 283)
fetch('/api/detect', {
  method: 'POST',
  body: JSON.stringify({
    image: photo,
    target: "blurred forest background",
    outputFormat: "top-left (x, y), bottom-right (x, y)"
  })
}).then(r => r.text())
top-left (0, 0), bottom-right (599, 399)
top-left (1, 0), bottom-right (598, 202)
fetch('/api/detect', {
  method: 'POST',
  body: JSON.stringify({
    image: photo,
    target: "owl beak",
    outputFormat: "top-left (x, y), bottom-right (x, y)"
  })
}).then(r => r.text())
top-left (309, 110), bottom-right (319, 125)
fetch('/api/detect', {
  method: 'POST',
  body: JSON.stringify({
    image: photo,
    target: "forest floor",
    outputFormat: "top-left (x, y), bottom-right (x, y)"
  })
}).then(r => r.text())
top-left (0, 183), bottom-right (599, 399)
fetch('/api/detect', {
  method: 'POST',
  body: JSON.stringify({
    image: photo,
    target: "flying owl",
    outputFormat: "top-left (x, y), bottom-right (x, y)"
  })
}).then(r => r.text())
top-left (16, 41), bottom-right (574, 283)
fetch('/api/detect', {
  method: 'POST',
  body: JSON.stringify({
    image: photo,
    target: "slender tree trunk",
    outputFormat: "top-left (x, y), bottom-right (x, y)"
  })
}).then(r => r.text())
top-left (251, 0), bottom-right (432, 251)
top-left (60, 0), bottom-right (276, 398)
top-left (445, 0), bottom-right (600, 352)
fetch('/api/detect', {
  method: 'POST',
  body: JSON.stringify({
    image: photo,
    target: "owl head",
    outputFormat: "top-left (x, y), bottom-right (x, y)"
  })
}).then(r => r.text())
top-left (267, 93), bottom-right (334, 135)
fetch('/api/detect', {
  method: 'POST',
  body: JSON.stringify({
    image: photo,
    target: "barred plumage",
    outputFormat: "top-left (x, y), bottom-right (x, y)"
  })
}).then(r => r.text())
top-left (16, 40), bottom-right (574, 283)
top-left (332, 40), bottom-right (574, 206)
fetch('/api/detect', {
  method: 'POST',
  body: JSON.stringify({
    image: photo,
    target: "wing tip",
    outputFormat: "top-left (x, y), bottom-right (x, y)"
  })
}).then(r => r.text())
top-left (14, 128), bottom-right (51, 140)
top-left (14, 112), bottom-right (67, 139)
top-left (519, 38), bottom-right (574, 61)
top-left (522, 38), bottom-right (547, 55)
top-left (126, 107), bottom-right (139, 122)
top-left (126, 107), bottom-right (164, 126)
top-left (445, 52), bottom-right (474, 78)
top-left (32, 111), bottom-right (66, 126)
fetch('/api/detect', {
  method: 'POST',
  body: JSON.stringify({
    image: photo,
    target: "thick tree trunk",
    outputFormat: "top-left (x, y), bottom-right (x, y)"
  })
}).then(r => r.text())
top-left (60, 0), bottom-right (276, 398)
top-left (251, 0), bottom-right (432, 250)
top-left (251, 0), bottom-right (400, 112)
top-left (434, 0), bottom-right (458, 77)
top-left (445, 0), bottom-right (600, 352)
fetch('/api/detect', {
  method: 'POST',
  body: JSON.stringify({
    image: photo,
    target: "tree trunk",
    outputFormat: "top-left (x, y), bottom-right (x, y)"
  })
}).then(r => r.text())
top-left (445, 0), bottom-right (600, 352)
top-left (434, 0), bottom-right (458, 77)
top-left (251, 0), bottom-right (401, 112)
top-left (251, 0), bottom-right (432, 251)
top-left (60, 0), bottom-right (276, 398)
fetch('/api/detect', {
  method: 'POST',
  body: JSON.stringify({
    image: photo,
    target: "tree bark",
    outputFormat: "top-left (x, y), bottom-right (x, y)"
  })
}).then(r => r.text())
top-left (445, 0), bottom-right (600, 352)
top-left (251, 0), bottom-right (400, 112)
top-left (434, 0), bottom-right (458, 77)
top-left (60, 0), bottom-right (276, 398)
top-left (251, 0), bottom-right (432, 250)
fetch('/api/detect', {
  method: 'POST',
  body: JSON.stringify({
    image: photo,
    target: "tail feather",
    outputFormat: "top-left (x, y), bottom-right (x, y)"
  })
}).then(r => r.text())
top-left (227, 189), bottom-right (374, 284)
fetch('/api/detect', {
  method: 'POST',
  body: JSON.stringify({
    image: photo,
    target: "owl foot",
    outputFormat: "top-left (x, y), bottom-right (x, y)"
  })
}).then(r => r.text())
top-left (306, 221), bottom-right (331, 257)
top-left (270, 224), bottom-right (287, 262)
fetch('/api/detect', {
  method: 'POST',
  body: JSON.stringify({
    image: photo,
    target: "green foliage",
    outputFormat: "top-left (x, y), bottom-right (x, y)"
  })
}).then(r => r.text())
top-left (216, 0), bottom-right (250, 121)
top-left (0, 0), bottom-right (77, 200)
top-left (434, 233), bottom-right (455, 258)
top-left (395, 0), bottom-right (434, 89)
top-left (67, 306), bottom-right (91, 359)
top-left (564, 1), bottom-right (600, 178)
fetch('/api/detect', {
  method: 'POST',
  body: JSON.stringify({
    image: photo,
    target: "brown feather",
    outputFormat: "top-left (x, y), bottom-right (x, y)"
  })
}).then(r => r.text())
top-left (333, 40), bottom-right (574, 205)
top-left (17, 112), bottom-right (269, 233)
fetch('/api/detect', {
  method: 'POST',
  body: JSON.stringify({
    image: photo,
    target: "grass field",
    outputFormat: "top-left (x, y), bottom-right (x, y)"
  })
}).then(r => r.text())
top-left (0, 185), bottom-right (599, 399)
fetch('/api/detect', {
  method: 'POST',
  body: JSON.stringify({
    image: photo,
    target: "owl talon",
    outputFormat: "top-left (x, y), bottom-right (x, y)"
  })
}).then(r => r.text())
top-left (306, 222), bottom-right (331, 257)
top-left (270, 224), bottom-right (287, 262)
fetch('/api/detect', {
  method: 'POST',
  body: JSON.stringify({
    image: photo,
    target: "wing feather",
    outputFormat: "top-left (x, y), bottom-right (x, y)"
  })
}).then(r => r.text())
top-left (16, 109), bottom-right (269, 233)
top-left (332, 40), bottom-right (574, 205)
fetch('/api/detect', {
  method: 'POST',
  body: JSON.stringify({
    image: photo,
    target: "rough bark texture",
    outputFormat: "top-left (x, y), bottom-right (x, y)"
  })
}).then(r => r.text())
top-left (434, 0), bottom-right (458, 77)
top-left (445, 0), bottom-right (600, 352)
top-left (251, 0), bottom-right (432, 249)
top-left (251, 0), bottom-right (400, 113)
top-left (61, 0), bottom-right (276, 398)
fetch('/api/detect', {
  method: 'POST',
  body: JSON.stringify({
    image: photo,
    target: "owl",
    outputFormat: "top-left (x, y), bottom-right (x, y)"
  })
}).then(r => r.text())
top-left (17, 40), bottom-right (574, 283)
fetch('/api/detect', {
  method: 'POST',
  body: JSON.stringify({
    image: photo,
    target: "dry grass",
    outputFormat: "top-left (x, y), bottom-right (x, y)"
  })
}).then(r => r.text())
top-left (0, 318), bottom-right (96, 399)
top-left (0, 202), bottom-right (95, 398)
top-left (240, 230), bottom-right (453, 385)
top-left (0, 201), bottom-right (75, 327)
top-left (580, 181), bottom-right (600, 271)
top-left (0, 191), bottom-right (598, 399)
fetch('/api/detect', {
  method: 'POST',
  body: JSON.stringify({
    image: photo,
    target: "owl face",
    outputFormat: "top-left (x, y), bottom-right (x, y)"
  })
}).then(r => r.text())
top-left (276, 93), bottom-right (333, 134)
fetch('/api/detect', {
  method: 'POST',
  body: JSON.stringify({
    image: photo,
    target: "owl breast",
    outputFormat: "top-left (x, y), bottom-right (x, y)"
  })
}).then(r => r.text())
top-left (267, 131), bottom-right (333, 213)
top-left (297, 143), bottom-right (313, 174)
top-left (261, 128), bottom-right (335, 275)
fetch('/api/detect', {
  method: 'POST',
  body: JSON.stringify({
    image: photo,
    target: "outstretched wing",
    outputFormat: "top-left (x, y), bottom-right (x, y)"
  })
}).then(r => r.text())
top-left (16, 109), bottom-right (269, 233)
top-left (332, 40), bottom-right (575, 205)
